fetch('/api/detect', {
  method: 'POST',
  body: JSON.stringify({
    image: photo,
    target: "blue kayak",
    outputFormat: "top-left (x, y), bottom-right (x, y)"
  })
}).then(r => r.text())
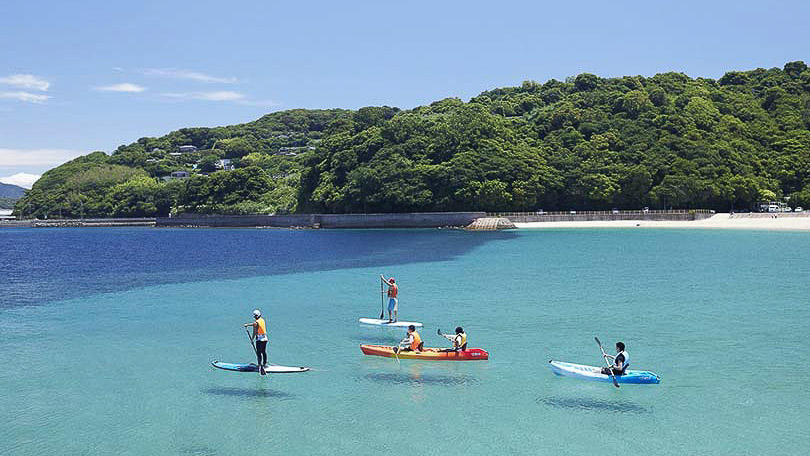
top-left (549, 360), bottom-right (660, 384)
top-left (212, 361), bottom-right (310, 373)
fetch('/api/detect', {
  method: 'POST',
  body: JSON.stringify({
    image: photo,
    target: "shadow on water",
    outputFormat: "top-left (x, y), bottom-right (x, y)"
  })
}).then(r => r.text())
top-left (537, 396), bottom-right (650, 414)
top-left (362, 372), bottom-right (478, 386)
top-left (178, 445), bottom-right (218, 456)
top-left (1, 228), bottom-right (517, 309)
top-left (204, 386), bottom-right (295, 399)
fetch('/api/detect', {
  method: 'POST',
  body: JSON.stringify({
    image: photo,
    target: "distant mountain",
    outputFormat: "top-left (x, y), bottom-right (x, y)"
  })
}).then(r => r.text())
top-left (0, 182), bottom-right (26, 199)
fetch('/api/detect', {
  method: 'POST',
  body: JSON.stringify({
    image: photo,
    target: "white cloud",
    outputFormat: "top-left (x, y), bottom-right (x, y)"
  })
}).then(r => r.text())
top-left (0, 74), bottom-right (50, 91)
top-left (0, 172), bottom-right (40, 189)
top-left (163, 91), bottom-right (245, 101)
top-left (0, 148), bottom-right (85, 167)
top-left (161, 91), bottom-right (278, 107)
top-left (143, 68), bottom-right (237, 84)
top-left (95, 83), bottom-right (146, 92)
top-left (0, 91), bottom-right (51, 103)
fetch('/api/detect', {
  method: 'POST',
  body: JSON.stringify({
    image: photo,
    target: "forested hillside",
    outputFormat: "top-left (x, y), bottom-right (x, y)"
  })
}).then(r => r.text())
top-left (15, 62), bottom-right (810, 218)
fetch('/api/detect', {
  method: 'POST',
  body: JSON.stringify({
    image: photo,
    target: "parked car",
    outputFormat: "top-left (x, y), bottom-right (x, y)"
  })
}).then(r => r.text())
top-left (569, 210), bottom-right (577, 215)
top-left (784, 207), bottom-right (792, 212)
top-left (611, 208), bottom-right (619, 214)
top-left (642, 207), bottom-right (650, 213)
top-left (795, 207), bottom-right (803, 212)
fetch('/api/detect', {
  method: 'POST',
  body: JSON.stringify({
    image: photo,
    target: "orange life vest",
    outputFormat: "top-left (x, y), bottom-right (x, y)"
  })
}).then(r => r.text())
top-left (387, 283), bottom-right (398, 298)
top-left (256, 317), bottom-right (267, 336)
top-left (410, 331), bottom-right (421, 350)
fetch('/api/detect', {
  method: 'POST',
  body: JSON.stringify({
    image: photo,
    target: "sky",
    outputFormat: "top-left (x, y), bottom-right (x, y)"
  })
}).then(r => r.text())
top-left (1, 0), bottom-right (809, 188)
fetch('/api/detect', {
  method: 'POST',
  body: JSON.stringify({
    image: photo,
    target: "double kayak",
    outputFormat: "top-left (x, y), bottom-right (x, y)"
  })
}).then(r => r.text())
top-left (212, 361), bottom-right (310, 373)
top-left (361, 344), bottom-right (489, 360)
top-left (359, 318), bottom-right (423, 328)
top-left (549, 360), bottom-right (660, 384)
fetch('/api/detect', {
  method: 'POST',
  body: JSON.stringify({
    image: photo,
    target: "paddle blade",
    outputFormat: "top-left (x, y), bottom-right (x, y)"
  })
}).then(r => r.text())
top-left (594, 336), bottom-right (602, 348)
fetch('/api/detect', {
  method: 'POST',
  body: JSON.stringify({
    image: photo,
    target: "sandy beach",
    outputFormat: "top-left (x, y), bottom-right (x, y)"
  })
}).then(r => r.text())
top-left (515, 213), bottom-right (810, 231)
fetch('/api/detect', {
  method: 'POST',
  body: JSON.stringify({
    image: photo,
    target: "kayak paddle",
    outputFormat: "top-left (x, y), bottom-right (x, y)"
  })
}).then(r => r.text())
top-left (594, 336), bottom-right (619, 388)
top-left (245, 328), bottom-right (265, 376)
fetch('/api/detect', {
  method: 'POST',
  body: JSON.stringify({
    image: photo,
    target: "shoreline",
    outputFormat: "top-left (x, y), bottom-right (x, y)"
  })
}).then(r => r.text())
top-left (514, 213), bottom-right (810, 231)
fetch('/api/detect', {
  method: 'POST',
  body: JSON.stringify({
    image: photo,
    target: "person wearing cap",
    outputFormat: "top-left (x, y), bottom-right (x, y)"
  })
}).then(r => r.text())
top-left (244, 309), bottom-right (268, 375)
top-left (380, 274), bottom-right (399, 322)
top-left (394, 325), bottom-right (422, 353)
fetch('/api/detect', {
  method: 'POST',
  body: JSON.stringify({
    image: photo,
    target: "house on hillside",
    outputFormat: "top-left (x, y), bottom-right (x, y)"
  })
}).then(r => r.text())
top-left (217, 159), bottom-right (234, 171)
top-left (178, 145), bottom-right (197, 153)
top-left (162, 171), bottom-right (190, 181)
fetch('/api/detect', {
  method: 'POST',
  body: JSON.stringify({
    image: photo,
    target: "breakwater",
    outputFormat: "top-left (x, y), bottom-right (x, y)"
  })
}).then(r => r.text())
top-left (0, 218), bottom-right (156, 228)
top-left (156, 212), bottom-right (486, 228)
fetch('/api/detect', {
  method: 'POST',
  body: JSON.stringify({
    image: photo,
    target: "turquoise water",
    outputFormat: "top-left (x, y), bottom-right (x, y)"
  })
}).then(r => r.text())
top-left (1, 228), bottom-right (809, 455)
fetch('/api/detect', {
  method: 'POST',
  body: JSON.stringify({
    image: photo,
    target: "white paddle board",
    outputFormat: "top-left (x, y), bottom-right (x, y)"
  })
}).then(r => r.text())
top-left (212, 361), bottom-right (310, 373)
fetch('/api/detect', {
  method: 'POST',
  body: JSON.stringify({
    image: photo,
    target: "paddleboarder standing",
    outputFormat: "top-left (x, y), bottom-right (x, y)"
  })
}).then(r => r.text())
top-left (380, 275), bottom-right (398, 322)
top-left (600, 341), bottom-right (629, 376)
top-left (244, 309), bottom-right (268, 375)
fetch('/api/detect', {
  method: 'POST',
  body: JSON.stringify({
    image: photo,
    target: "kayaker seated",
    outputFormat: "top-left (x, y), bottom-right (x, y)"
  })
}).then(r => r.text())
top-left (601, 341), bottom-right (629, 376)
top-left (394, 325), bottom-right (422, 353)
top-left (439, 327), bottom-right (467, 352)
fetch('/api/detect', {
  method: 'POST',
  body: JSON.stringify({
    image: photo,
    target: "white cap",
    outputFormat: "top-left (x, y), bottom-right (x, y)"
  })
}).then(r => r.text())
top-left (253, 309), bottom-right (261, 318)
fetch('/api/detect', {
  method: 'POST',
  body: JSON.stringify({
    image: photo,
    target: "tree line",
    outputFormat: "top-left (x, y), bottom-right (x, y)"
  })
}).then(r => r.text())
top-left (15, 62), bottom-right (810, 218)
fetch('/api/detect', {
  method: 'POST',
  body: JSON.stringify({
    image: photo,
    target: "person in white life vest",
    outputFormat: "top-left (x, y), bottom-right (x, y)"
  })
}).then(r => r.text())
top-left (439, 326), bottom-right (467, 352)
top-left (601, 341), bottom-right (630, 376)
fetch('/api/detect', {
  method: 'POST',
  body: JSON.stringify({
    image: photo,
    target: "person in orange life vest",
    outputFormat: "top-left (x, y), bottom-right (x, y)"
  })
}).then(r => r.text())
top-left (243, 309), bottom-right (268, 375)
top-left (380, 275), bottom-right (399, 322)
top-left (394, 325), bottom-right (422, 353)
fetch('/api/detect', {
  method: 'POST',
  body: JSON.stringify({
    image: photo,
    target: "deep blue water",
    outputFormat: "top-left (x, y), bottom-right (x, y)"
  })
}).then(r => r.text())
top-left (0, 227), bottom-right (515, 309)
top-left (1, 227), bottom-right (809, 455)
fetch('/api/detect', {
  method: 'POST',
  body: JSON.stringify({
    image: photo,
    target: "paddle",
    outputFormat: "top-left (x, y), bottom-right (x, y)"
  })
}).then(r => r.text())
top-left (379, 275), bottom-right (385, 319)
top-left (594, 336), bottom-right (620, 388)
top-left (245, 328), bottom-right (265, 375)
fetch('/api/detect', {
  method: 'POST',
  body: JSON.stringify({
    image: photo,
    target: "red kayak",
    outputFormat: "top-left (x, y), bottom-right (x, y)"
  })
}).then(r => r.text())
top-left (360, 344), bottom-right (489, 360)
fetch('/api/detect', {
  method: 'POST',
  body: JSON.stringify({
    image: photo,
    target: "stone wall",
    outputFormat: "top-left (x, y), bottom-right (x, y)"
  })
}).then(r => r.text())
top-left (157, 212), bottom-right (487, 228)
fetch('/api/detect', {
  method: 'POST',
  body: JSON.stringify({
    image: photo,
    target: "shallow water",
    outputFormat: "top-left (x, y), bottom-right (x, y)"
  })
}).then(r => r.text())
top-left (1, 228), bottom-right (808, 455)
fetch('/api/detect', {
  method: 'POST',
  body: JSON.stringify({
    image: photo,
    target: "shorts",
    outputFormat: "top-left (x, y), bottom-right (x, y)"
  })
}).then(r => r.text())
top-left (388, 298), bottom-right (398, 311)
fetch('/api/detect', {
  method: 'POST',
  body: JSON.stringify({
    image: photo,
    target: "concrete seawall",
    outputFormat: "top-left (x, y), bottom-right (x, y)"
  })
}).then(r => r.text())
top-left (502, 212), bottom-right (714, 223)
top-left (157, 212), bottom-right (487, 228)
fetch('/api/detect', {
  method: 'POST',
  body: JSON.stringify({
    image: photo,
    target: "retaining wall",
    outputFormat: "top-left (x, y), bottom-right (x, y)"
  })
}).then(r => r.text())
top-left (156, 212), bottom-right (486, 228)
top-left (505, 212), bottom-right (714, 223)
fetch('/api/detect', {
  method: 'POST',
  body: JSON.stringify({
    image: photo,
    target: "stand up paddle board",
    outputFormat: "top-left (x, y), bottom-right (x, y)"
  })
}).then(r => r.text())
top-left (212, 361), bottom-right (310, 373)
top-left (358, 318), bottom-right (423, 328)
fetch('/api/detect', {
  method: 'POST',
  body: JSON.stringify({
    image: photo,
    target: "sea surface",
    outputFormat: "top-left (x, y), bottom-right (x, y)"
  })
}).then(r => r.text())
top-left (1, 227), bottom-right (808, 455)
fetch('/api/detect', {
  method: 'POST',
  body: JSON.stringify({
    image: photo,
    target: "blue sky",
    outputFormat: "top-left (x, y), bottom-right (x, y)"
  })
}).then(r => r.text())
top-left (1, 0), bottom-right (808, 187)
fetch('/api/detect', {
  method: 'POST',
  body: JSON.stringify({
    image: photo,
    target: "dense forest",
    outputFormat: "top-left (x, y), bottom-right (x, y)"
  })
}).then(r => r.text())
top-left (14, 62), bottom-right (810, 218)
